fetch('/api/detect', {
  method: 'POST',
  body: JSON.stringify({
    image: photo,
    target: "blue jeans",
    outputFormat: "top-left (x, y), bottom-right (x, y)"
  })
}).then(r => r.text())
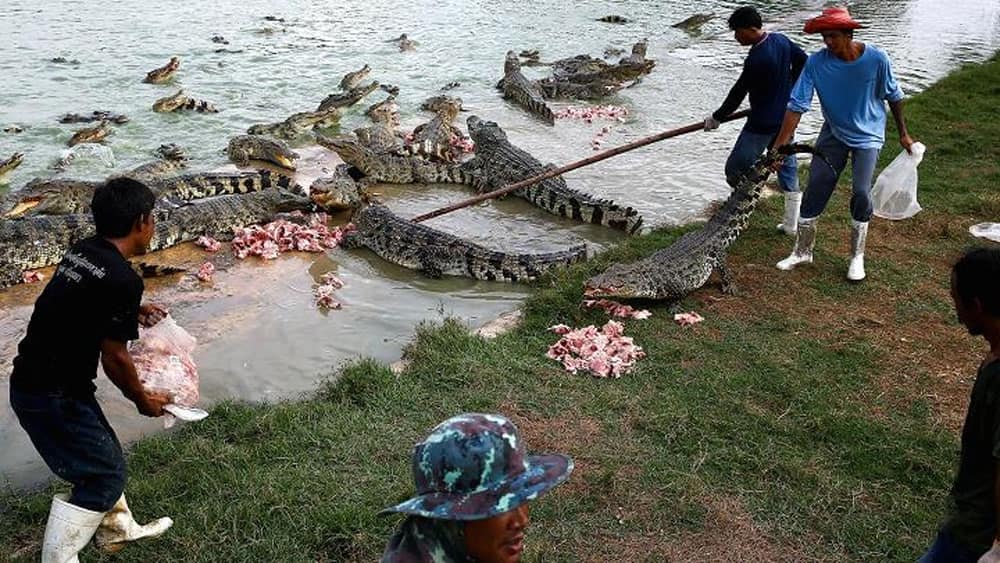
top-left (919, 531), bottom-right (979, 563)
top-left (726, 127), bottom-right (799, 192)
top-left (10, 388), bottom-right (126, 512)
top-left (800, 124), bottom-right (881, 222)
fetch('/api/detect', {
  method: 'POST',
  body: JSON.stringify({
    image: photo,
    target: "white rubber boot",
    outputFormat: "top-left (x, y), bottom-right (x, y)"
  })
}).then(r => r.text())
top-left (41, 493), bottom-right (104, 563)
top-left (776, 217), bottom-right (817, 270)
top-left (776, 191), bottom-right (802, 235)
top-left (93, 494), bottom-right (173, 553)
top-left (847, 220), bottom-right (869, 281)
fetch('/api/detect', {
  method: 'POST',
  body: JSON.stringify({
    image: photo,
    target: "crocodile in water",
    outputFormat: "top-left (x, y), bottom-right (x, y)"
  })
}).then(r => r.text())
top-left (317, 135), bottom-right (476, 187)
top-left (153, 90), bottom-right (219, 113)
top-left (497, 51), bottom-right (555, 125)
top-left (343, 204), bottom-right (587, 282)
top-left (460, 116), bottom-right (642, 234)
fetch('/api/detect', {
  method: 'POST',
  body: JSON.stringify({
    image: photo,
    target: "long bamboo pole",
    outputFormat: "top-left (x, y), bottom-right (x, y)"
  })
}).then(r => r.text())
top-left (410, 109), bottom-right (750, 224)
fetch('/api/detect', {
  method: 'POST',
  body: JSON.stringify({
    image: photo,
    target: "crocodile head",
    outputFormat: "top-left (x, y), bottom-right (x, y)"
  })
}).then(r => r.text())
top-left (0, 152), bottom-right (24, 179)
top-left (68, 121), bottom-right (111, 146)
top-left (340, 64), bottom-right (371, 90)
top-left (466, 115), bottom-right (507, 146)
top-left (269, 188), bottom-right (316, 213)
top-left (226, 135), bottom-right (299, 170)
top-left (504, 50), bottom-right (521, 74)
top-left (319, 136), bottom-right (370, 170)
top-left (152, 90), bottom-right (187, 112)
top-left (583, 264), bottom-right (655, 299)
top-left (154, 143), bottom-right (188, 162)
top-left (309, 165), bottom-right (364, 211)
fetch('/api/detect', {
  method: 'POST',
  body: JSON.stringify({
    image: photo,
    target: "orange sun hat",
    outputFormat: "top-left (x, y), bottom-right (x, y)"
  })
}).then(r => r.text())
top-left (803, 6), bottom-right (864, 34)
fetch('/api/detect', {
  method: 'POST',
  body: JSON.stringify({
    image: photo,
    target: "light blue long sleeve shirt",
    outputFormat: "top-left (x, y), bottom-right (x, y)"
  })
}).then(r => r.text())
top-left (788, 44), bottom-right (904, 149)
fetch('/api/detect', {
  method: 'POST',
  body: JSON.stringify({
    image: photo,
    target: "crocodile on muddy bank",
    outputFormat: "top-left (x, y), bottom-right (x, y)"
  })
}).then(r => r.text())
top-left (583, 144), bottom-right (819, 307)
top-left (460, 116), bottom-right (643, 234)
top-left (343, 204), bottom-right (587, 282)
top-left (1, 189), bottom-right (314, 288)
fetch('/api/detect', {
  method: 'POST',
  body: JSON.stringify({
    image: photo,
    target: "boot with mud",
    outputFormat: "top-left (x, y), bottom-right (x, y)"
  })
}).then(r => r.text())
top-left (93, 494), bottom-right (173, 553)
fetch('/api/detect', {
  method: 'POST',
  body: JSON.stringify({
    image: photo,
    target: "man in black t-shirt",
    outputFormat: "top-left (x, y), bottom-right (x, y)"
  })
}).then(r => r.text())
top-left (921, 248), bottom-right (1000, 563)
top-left (9, 177), bottom-right (174, 560)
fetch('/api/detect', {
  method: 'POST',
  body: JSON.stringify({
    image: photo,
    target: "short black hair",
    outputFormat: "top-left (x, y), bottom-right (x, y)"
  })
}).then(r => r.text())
top-left (91, 176), bottom-right (156, 238)
top-left (728, 6), bottom-right (762, 30)
top-left (954, 247), bottom-right (1000, 316)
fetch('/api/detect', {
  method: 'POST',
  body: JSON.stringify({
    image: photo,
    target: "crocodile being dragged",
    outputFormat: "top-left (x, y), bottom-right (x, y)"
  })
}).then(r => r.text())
top-left (227, 135), bottom-right (299, 170)
top-left (584, 144), bottom-right (818, 306)
top-left (0, 189), bottom-right (313, 288)
top-left (317, 136), bottom-right (476, 187)
top-left (344, 204), bottom-right (587, 282)
top-left (1, 152), bottom-right (24, 181)
top-left (153, 90), bottom-right (219, 113)
top-left (144, 56), bottom-right (180, 84)
top-left (497, 51), bottom-right (555, 125)
top-left (460, 116), bottom-right (642, 234)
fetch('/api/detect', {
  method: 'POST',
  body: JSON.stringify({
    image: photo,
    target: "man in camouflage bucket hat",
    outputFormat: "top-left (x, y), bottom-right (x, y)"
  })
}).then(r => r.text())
top-left (381, 413), bottom-right (573, 562)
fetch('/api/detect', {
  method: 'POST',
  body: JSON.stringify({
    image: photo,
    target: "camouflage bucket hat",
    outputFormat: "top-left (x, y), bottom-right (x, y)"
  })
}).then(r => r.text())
top-left (382, 413), bottom-right (574, 521)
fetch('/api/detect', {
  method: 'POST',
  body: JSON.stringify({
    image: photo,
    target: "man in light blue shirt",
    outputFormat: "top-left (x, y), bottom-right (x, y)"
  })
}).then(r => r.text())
top-left (771, 6), bottom-right (915, 281)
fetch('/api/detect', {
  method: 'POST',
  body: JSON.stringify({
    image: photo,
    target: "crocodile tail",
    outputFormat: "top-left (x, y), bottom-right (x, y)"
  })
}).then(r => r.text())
top-left (469, 243), bottom-right (587, 282)
top-left (132, 262), bottom-right (186, 278)
top-left (519, 93), bottom-right (555, 125)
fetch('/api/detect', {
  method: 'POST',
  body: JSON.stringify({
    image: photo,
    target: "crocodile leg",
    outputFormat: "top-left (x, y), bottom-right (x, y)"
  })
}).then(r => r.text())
top-left (716, 254), bottom-right (738, 296)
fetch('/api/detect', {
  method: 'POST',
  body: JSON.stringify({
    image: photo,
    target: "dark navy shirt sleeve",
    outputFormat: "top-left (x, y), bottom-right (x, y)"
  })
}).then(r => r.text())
top-left (712, 59), bottom-right (751, 121)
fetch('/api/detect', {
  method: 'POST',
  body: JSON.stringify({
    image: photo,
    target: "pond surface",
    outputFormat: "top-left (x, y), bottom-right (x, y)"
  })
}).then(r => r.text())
top-left (1, 0), bottom-right (997, 488)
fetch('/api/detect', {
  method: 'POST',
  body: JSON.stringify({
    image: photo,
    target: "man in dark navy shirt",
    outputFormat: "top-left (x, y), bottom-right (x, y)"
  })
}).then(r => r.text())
top-left (10, 177), bottom-right (173, 560)
top-left (704, 6), bottom-right (807, 235)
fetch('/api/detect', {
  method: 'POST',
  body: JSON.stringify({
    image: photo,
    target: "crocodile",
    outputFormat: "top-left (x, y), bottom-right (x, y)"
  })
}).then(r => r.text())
top-left (317, 81), bottom-right (380, 112)
top-left (58, 111), bottom-right (129, 124)
top-left (247, 107), bottom-right (342, 139)
top-left (68, 121), bottom-right (111, 147)
top-left (317, 135), bottom-right (476, 186)
top-left (339, 64), bottom-right (371, 91)
top-left (343, 204), bottom-right (587, 282)
top-left (497, 51), bottom-right (555, 125)
top-left (354, 99), bottom-right (405, 155)
top-left (153, 90), bottom-right (219, 113)
top-left (407, 96), bottom-right (466, 163)
top-left (0, 189), bottom-right (313, 288)
top-left (309, 165), bottom-right (365, 210)
top-left (125, 144), bottom-right (188, 180)
top-left (672, 13), bottom-right (714, 33)
top-left (1, 152), bottom-right (24, 181)
top-left (535, 78), bottom-right (621, 100)
top-left (460, 116), bottom-right (643, 234)
top-left (386, 33), bottom-right (417, 51)
top-left (420, 95), bottom-right (464, 113)
top-left (227, 135), bottom-right (299, 170)
top-left (548, 40), bottom-right (654, 86)
top-left (597, 15), bottom-right (628, 24)
top-left (3, 166), bottom-right (298, 218)
top-left (583, 144), bottom-right (817, 306)
top-left (144, 56), bottom-right (180, 84)
top-left (380, 84), bottom-right (400, 96)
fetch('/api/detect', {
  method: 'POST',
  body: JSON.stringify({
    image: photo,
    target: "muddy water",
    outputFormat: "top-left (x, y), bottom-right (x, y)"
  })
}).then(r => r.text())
top-left (1, 0), bottom-right (998, 488)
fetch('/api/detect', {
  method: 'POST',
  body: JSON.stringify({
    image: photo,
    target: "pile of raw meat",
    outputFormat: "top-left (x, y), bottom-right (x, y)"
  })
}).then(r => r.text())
top-left (546, 320), bottom-right (645, 378)
top-left (583, 298), bottom-right (651, 319)
top-left (229, 214), bottom-right (353, 260)
top-left (314, 272), bottom-right (344, 310)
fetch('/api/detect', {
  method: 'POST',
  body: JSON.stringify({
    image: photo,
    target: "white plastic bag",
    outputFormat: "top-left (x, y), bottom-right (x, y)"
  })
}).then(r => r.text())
top-left (130, 315), bottom-right (204, 428)
top-left (970, 223), bottom-right (1000, 243)
top-left (872, 142), bottom-right (926, 220)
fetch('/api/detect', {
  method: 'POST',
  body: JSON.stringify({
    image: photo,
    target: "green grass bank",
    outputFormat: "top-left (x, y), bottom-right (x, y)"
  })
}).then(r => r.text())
top-left (2, 54), bottom-right (999, 562)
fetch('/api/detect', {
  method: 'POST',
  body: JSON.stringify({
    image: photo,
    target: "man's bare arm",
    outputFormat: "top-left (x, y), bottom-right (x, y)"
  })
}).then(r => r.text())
top-left (888, 99), bottom-right (914, 153)
top-left (100, 339), bottom-right (169, 417)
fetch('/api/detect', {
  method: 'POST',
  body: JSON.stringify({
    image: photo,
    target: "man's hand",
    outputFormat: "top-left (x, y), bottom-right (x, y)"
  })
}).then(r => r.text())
top-left (703, 115), bottom-right (720, 131)
top-left (137, 390), bottom-right (172, 417)
top-left (900, 134), bottom-right (916, 154)
top-left (138, 303), bottom-right (168, 327)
